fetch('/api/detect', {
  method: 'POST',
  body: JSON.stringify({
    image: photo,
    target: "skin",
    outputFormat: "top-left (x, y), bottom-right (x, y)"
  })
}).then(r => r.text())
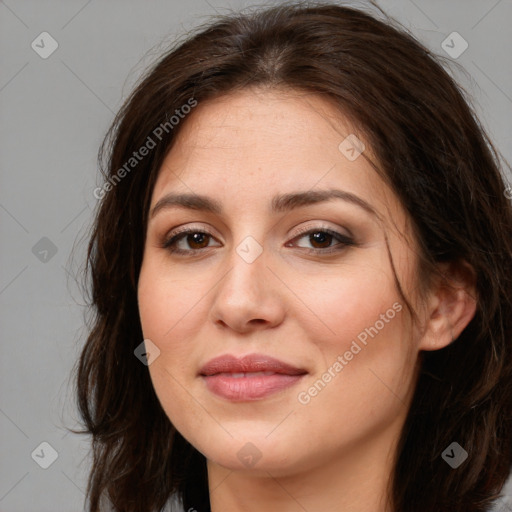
top-left (137, 87), bottom-right (476, 512)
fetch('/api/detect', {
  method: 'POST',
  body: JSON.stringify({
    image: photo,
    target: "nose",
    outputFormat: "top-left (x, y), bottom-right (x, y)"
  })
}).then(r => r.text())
top-left (209, 243), bottom-right (286, 334)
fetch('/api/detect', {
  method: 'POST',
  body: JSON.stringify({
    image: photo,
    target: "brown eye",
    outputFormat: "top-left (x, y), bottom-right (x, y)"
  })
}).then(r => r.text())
top-left (308, 231), bottom-right (334, 249)
top-left (290, 228), bottom-right (355, 254)
top-left (185, 232), bottom-right (211, 249)
top-left (162, 229), bottom-right (220, 255)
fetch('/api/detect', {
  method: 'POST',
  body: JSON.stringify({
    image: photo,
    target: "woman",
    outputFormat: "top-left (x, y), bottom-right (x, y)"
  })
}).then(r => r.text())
top-left (73, 2), bottom-right (512, 511)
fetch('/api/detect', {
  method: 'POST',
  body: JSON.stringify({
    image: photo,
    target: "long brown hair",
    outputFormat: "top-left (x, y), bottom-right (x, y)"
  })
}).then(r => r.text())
top-left (71, 2), bottom-right (512, 511)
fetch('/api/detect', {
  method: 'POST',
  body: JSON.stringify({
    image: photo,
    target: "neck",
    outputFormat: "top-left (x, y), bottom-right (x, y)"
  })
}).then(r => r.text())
top-left (206, 422), bottom-right (400, 512)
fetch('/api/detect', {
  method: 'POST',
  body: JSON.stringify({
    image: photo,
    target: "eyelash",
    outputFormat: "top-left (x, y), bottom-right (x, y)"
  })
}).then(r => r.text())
top-left (161, 225), bottom-right (356, 257)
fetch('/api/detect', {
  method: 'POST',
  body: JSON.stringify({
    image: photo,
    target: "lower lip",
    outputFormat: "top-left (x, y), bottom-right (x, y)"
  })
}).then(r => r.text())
top-left (202, 373), bottom-right (305, 401)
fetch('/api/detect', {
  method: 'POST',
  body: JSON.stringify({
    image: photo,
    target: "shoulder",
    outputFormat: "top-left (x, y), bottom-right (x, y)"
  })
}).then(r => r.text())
top-left (162, 492), bottom-right (186, 512)
top-left (488, 471), bottom-right (512, 512)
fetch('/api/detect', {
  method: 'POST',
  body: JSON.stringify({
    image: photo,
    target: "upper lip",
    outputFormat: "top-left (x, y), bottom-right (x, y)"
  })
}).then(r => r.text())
top-left (199, 353), bottom-right (307, 376)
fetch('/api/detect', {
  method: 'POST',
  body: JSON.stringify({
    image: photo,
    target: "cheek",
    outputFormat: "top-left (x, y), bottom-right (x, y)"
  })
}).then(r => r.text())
top-left (138, 260), bottom-right (209, 343)
top-left (292, 261), bottom-right (413, 417)
top-left (293, 255), bottom-right (401, 349)
top-left (137, 260), bottom-right (212, 407)
top-left (293, 311), bottom-right (412, 454)
top-left (137, 269), bottom-right (204, 435)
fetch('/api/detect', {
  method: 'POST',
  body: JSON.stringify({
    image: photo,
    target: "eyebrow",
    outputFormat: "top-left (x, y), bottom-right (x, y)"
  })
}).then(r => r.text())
top-left (150, 189), bottom-right (378, 219)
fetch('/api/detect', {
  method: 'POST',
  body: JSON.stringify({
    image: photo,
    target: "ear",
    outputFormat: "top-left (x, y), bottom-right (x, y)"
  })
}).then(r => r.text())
top-left (418, 260), bottom-right (478, 351)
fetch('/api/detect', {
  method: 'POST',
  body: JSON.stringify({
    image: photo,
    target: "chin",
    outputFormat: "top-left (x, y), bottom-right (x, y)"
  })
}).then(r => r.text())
top-left (193, 429), bottom-right (305, 474)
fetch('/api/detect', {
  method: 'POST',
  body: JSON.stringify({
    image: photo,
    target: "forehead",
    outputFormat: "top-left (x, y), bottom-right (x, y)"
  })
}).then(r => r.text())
top-left (151, 87), bottom-right (401, 225)
top-left (163, 88), bottom-right (359, 159)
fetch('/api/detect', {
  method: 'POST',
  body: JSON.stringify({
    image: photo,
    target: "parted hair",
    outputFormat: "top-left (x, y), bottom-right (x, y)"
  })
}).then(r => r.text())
top-left (72, 2), bottom-right (512, 511)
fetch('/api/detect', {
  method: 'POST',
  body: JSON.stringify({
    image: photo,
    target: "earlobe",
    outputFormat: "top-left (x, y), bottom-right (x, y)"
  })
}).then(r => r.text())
top-left (418, 260), bottom-right (478, 352)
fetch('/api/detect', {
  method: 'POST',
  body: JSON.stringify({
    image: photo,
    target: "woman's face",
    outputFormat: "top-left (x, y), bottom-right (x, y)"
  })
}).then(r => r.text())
top-left (138, 87), bottom-right (425, 476)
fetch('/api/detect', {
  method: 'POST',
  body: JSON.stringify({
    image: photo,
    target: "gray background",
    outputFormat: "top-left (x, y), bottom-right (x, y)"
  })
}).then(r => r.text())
top-left (1, 0), bottom-right (511, 510)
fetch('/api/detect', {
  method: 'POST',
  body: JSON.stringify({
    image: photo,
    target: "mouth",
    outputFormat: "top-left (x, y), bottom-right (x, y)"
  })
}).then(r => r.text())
top-left (209, 371), bottom-right (278, 378)
top-left (199, 353), bottom-right (308, 401)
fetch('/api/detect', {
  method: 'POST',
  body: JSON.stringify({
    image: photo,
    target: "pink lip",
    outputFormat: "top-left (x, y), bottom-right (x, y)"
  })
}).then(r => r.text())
top-left (199, 353), bottom-right (307, 401)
